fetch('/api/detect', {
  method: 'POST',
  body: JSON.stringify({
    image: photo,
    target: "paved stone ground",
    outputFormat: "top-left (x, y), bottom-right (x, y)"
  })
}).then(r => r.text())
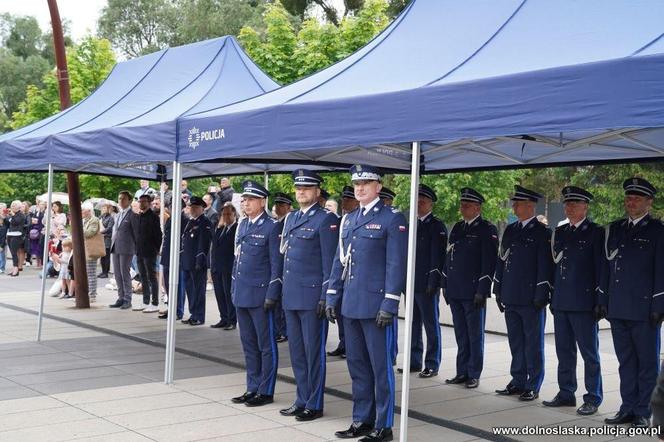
top-left (0, 266), bottom-right (660, 440)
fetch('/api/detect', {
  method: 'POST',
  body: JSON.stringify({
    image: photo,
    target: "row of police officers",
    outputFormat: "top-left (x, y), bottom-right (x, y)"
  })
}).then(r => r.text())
top-left (200, 164), bottom-right (662, 440)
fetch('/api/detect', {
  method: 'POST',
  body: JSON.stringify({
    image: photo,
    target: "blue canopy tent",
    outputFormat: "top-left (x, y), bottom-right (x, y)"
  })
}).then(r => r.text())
top-left (176, 1), bottom-right (664, 439)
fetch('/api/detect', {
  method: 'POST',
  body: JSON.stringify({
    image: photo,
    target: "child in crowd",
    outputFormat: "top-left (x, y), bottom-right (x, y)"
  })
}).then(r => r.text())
top-left (50, 238), bottom-right (74, 298)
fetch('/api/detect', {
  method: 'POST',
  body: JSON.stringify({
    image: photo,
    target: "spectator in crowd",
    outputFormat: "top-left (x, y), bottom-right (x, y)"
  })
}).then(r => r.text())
top-left (159, 182), bottom-right (173, 208)
top-left (181, 180), bottom-right (193, 198)
top-left (82, 202), bottom-right (102, 302)
top-left (6, 201), bottom-right (26, 277)
top-left (203, 193), bottom-right (220, 226)
top-left (151, 196), bottom-right (161, 217)
top-left (318, 188), bottom-right (329, 207)
top-left (325, 199), bottom-right (338, 215)
top-left (213, 177), bottom-right (234, 212)
top-left (109, 191), bottom-right (138, 310)
top-left (98, 203), bottom-right (114, 278)
top-left (51, 201), bottom-right (67, 230)
top-left (131, 200), bottom-right (140, 214)
top-left (134, 180), bottom-right (156, 200)
top-left (158, 206), bottom-right (187, 320)
top-left (22, 201), bottom-right (31, 266)
top-left (135, 194), bottom-right (162, 313)
top-left (210, 202), bottom-right (238, 330)
top-left (0, 203), bottom-right (7, 274)
top-left (51, 238), bottom-right (74, 298)
top-left (44, 225), bottom-right (65, 279)
top-left (29, 200), bottom-right (47, 268)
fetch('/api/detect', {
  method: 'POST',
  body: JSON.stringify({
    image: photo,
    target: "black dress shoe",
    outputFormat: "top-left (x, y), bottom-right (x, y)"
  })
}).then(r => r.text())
top-left (181, 318), bottom-right (191, 324)
top-left (210, 321), bottom-right (227, 329)
top-left (231, 392), bottom-right (256, 404)
top-left (604, 411), bottom-right (635, 425)
top-left (495, 384), bottom-right (524, 396)
top-left (158, 313), bottom-right (168, 319)
top-left (576, 402), bottom-right (598, 415)
top-left (276, 334), bottom-right (288, 343)
top-left (632, 416), bottom-right (650, 428)
top-left (465, 378), bottom-right (479, 389)
top-left (279, 404), bottom-right (305, 416)
top-left (519, 390), bottom-right (538, 401)
top-left (396, 367), bottom-right (420, 374)
top-left (109, 299), bottom-right (123, 308)
top-left (418, 368), bottom-right (438, 378)
top-left (188, 319), bottom-right (204, 326)
top-left (335, 422), bottom-right (373, 439)
top-left (359, 428), bottom-right (393, 442)
top-left (97, 273), bottom-right (108, 279)
top-left (245, 394), bottom-right (273, 407)
top-left (445, 374), bottom-right (468, 384)
top-left (120, 302), bottom-right (132, 310)
top-left (223, 323), bottom-right (237, 330)
top-left (542, 394), bottom-right (576, 407)
top-left (327, 347), bottom-right (345, 357)
top-left (296, 408), bottom-right (323, 421)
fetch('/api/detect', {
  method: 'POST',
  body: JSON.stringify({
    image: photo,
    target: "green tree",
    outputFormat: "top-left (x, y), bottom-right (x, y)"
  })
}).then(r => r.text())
top-left (4, 15), bottom-right (42, 59)
top-left (98, 0), bottom-right (178, 58)
top-left (0, 51), bottom-right (50, 131)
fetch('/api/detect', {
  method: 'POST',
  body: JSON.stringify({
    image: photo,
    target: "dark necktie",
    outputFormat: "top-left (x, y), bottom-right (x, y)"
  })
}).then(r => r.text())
top-left (569, 225), bottom-right (576, 232)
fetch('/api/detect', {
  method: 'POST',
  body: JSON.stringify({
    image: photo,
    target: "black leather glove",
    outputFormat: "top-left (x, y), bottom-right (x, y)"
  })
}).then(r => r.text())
top-left (425, 286), bottom-right (438, 296)
top-left (376, 310), bottom-right (393, 328)
top-left (441, 288), bottom-right (449, 305)
top-left (533, 298), bottom-right (548, 310)
top-left (263, 298), bottom-right (277, 312)
top-left (495, 296), bottom-right (505, 313)
top-left (472, 293), bottom-right (486, 309)
top-left (325, 305), bottom-right (337, 324)
top-left (316, 300), bottom-right (326, 319)
top-left (593, 304), bottom-right (607, 322)
top-left (650, 312), bottom-right (663, 328)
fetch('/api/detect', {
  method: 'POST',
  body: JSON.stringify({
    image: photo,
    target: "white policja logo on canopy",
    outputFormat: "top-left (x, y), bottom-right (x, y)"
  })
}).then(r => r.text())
top-left (188, 126), bottom-right (226, 150)
top-left (188, 126), bottom-right (200, 150)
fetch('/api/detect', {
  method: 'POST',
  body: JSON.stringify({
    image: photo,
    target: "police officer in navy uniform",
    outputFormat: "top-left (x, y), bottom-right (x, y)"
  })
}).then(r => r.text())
top-left (278, 169), bottom-right (340, 422)
top-left (494, 185), bottom-right (553, 401)
top-left (443, 188), bottom-right (498, 389)
top-left (397, 184), bottom-right (446, 378)
top-left (542, 186), bottom-right (604, 415)
top-left (600, 177), bottom-right (664, 428)
top-left (272, 192), bottom-right (293, 343)
top-left (180, 196), bottom-right (212, 326)
top-left (328, 185), bottom-right (360, 359)
top-left (379, 187), bottom-right (396, 207)
top-left (326, 165), bottom-right (407, 442)
top-left (231, 181), bottom-right (283, 407)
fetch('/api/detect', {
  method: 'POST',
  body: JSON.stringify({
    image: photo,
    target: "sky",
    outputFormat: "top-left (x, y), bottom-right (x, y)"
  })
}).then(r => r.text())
top-left (0, 0), bottom-right (108, 41)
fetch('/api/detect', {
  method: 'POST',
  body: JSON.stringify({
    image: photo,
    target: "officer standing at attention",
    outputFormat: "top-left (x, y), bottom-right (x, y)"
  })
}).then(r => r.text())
top-left (543, 186), bottom-right (604, 415)
top-left (278, 169), bottom-right (340, 422)
top-left (231, 181), bottom-right (283, 407)
top-left (442, 188), bottom-right (498, 388)
top-left (326, 165), bottom-right (407, 442)
top-left (398, 184), bottom-right (446, 378)
top-left (600, 177), bottom-right (664, 428)
top-left (180, 196), bottom-right (212, 326)
top-left (379, 188), bottom-right (396, 206)
top-left (494, 185), bottom-right (553, 401)
top-left (272, 192), bottom-right (293, 343)
top-left (328, 185), bottom-right (360, 359)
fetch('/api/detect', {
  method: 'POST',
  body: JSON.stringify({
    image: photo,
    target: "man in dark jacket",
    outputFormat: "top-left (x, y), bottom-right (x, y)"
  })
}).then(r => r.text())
top-left (213, 177), bottom-right (235, 213)
top-left (136, 194), bottom-right (162, 313)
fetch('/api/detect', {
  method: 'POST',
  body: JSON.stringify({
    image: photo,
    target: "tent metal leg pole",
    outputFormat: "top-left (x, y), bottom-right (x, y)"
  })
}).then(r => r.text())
top-left (264, 171), bottom-right (269, 190)
top-left (159, 186), bottom-right (165, 312)
top-left (36, 164), bottom-right (54, 342)
top-left (164, 161), bottom-right (183, 384)
top-left (398, 142), bottom-right (420, 442)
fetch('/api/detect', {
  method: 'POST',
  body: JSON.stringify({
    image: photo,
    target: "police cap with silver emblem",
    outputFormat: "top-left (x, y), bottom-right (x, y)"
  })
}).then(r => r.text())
top-left (188, 195), bottom-right (207, 208)
top-left (379, 187), bottom-right (396, 200)
top-left (292, 169), bottom-right (323, 187)
top-left (460, 187), bottom-right (485, 204)
top-left (342, 186), bottom-right (356, 199)
top-left (241, 180), bottom-right (269, 198)
top-left (511, 185), bottom-right (543, 202)
top-left (350, 164), bottom-right (382, 182)
top-left (623, 177), bottom-right (656, 198)
top-left (273, 192), bottom-right (293, 205)
top-left (418, 184), bottom-right (437, 202)
top-left (561, 186), bottom-right (593, 203)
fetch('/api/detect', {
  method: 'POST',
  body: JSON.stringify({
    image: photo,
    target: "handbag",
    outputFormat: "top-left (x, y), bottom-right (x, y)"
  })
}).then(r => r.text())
top-left (86, 231), bottom-right (107, 259)
top-left (29, 228), bottom-right (40, 240)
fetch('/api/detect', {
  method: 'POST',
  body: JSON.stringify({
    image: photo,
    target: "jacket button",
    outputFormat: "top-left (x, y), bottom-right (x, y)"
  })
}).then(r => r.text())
top-left (353, 236), bottom-right (356, 239)
top-left (616, 279), bottom-right (619, 283)
top-left (350, 276), bottom-right (354, 279)
top-left (352, 249), bottom-right (356, 253)
top-left (286, 270), bottom-right (289, 273)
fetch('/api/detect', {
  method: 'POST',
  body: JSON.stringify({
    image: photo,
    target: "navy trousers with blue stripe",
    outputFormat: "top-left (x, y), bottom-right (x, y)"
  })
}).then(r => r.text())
top-left (610, 319), bottom-right (661, 418)
top-left (410, 292), bottom-right (441, 371)
top-left (274, 302), bottom-right (288, 337)
top-left (344, 317), bottom-right (395, 429)
top-left (504, 305), bottom-right (546, 392)
top-left (285, 309), bottom-right (328, 411)
top-left (449, 299), bottom-right (486, 379)
top-left (237, 307), bottom-right (278, 395)
top-left (184, 268), bottom-right (206, 322)
top-left (553, 310), bottom-right (602, 406)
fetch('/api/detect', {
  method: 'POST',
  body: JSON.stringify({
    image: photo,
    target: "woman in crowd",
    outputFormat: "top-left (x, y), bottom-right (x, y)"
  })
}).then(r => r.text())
top-left (29, 200), bottom-right (47, 268)
top-left (21, 202), bottom-right (31, 267)
top-left (98, 203), bottom-right (115, 278)
top-left (5, 201), bottom-right (26, 276)
top-left (81, 202), bottom-right (102, 302)
top-left (51, 201), bottom-right (67, 230)
top-left (210, 202), bottom-right (238, 330)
